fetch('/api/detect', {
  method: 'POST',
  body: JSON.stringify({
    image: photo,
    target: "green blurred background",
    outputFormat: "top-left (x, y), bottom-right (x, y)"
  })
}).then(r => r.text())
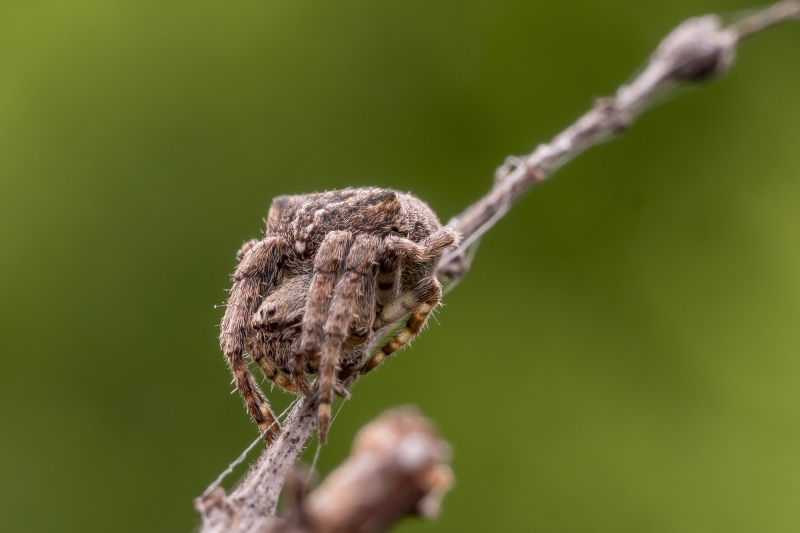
top-left (1, 1), bottom-right (799, 531)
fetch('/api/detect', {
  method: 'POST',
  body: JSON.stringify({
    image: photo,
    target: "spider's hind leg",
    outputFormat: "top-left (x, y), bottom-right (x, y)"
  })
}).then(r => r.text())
top-left (363, 275), bottom-right (442, 374)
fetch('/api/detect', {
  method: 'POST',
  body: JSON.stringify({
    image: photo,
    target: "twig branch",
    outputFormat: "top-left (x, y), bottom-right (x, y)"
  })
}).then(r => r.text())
top-left (732, 0), bottom-right (800, 39)
top-left (196, 395), bottom-right (320, 533)
top-left (196, 406), bottom-right (452, 533)
top-left (437, 0), bottom-right (799, 279)
top-left (292, 408), bottom-right (452, 533)
top-left (196, 3), bottom-right (798, 532)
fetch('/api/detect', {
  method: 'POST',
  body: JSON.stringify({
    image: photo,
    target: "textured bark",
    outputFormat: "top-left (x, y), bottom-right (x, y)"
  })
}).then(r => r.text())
top-left (437, 0), bottom-right (800, 279)
top-left (298, 408), bottom-right (452, 533)
top-left (195, 407), bottom-right (452, 533)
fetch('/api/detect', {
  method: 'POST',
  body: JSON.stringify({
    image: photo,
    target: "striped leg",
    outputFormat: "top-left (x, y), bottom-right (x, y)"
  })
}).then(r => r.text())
top-left (248, 335), bottom-right (302, 394)
top-left (220, 237), bottom-right (286, 444)
top-left (384, 228), bottom-right (458, 263)
top-left (300, 231), bottom-right (352, 362)
top-left (363, 276), bottom-right (442, 374)
top-left (318, 234), bottom-right (381, 442)
top-left (375, 253), bottom-right (401, 307)
top-left (372, 275), bottom-right (441, 330)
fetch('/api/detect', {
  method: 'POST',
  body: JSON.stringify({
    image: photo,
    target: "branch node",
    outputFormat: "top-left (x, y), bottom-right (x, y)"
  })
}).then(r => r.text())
top-left (523, 160), bottom-right (547, 184)
top-left (655, 15), bottom-right (736, 82)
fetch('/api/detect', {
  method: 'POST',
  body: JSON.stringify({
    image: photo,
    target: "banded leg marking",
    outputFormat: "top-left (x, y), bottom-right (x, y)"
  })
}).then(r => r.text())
top-left (220, 237), bottom-right (286, 443)
top-left (363, 276), bottom-right (442, 374)
top-left (318, 234), bottom-right (380, 442)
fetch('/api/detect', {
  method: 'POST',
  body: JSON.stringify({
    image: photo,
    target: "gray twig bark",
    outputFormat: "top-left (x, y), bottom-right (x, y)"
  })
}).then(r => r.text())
top-left (437, 0), bottom-right (799, 279)
top-left (196, 3), bottom-right (799, 532)
top-left (196, 406), bottom-right (452, 533)
top-left (294, 408), bottom-right (452, 533)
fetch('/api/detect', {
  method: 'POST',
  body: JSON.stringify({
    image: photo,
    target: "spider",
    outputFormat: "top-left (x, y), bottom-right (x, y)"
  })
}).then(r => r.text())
top-left (219, 187), bottom-right (458, 444)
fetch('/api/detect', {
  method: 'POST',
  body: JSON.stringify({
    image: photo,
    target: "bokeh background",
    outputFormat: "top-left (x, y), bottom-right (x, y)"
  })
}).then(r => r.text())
top-left (2, 1), bottom-right (799, 531)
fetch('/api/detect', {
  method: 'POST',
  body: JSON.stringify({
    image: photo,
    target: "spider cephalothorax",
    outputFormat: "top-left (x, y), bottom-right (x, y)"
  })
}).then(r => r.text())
top-left (220, 187), bottom-right (458, 443)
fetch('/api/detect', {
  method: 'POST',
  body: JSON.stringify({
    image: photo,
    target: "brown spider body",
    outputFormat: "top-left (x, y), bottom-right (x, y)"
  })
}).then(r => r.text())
top-left (220, 187), bottom-right (457, 443)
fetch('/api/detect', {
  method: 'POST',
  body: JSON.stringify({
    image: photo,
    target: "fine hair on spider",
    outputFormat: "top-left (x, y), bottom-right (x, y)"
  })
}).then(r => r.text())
top-left (219, 187), bottom-right (459, 444)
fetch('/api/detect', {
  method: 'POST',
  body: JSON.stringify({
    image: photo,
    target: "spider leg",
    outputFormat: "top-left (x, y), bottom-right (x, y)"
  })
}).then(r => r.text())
top-left (318, 234), bottom-right (381, 442)
top-left (376, 253), bottom-right (401, 307)
top-left (300, 230), bottom-right (352, 363)
top-left (348, 244), bottom-right (378, 345)
top-left (265, 367), bottom-right (300, 393)
top-left (373, 227), bottom-right (453, 308)
top-left (248, 334), bottom-right (302, 394)
top-left (372, 275), bottom-right (442, 331)
top-left (220, 237), bottom-right (286, 444)
top-left (236, 238), bottom-right (260, 262)
top-left (384, 227), bottom-right (458, 263)
top-left (362, 275), bottom-right (442, 374)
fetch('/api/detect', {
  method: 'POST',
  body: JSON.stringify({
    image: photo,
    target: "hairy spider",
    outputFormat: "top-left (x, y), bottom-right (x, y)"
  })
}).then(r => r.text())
top-left (220, 187), bottom-right (458, 444)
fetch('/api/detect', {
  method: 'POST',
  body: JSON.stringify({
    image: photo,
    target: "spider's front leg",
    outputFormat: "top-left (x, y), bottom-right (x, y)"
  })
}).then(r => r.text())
top-left (247, 334), bottom-right (303, 393)
top-left (317, 234), bottom-right (381, 442)
top-left (220, 237), bottom-right (286, 444)
top-left (300, 231), bottom-right (352, 363)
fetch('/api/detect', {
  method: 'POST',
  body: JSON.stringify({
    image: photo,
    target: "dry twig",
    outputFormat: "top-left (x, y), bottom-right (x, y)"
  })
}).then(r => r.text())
top-left (293, 408), bottom-right (452, 533)
top-left (196, 3), bottom-right (799, 532)
top-left (196, 407), bottom-right (452, 533)
top-left (437, 0), bottom-right (799, 278)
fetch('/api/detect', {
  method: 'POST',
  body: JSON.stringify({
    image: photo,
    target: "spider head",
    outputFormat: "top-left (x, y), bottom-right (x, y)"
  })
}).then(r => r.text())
top-left (251, 274), bottom-right (310, 332)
